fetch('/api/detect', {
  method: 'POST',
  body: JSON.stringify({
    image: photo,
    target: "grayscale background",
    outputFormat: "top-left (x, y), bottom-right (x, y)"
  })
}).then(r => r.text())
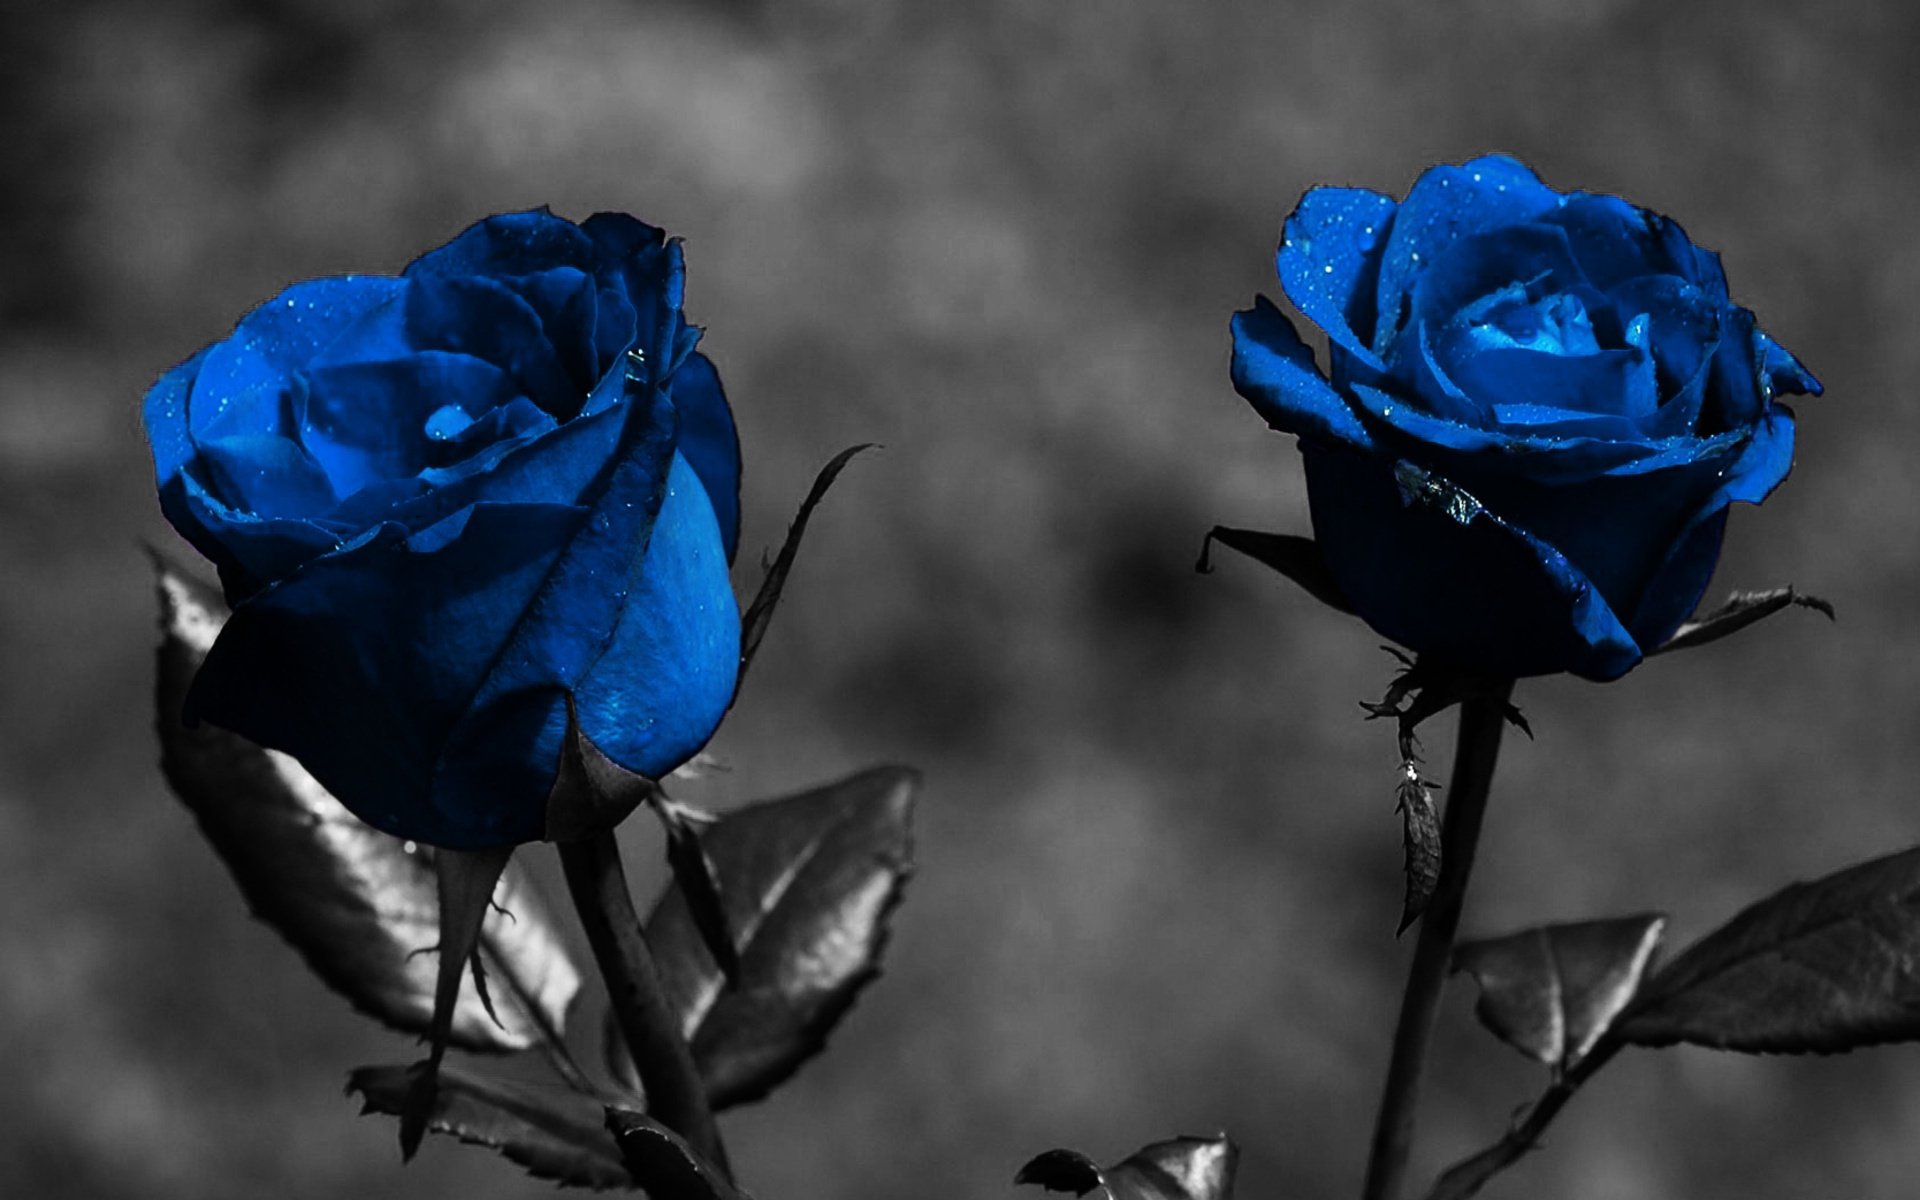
top-left (4, 1), bottom-right (1916, 1197)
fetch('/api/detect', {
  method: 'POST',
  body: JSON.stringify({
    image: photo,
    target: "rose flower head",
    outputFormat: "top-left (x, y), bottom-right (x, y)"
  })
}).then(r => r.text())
top-left (1231, 154), bottom-right (1822, 680)
top-left (145, 211), bottom-right (742, 848)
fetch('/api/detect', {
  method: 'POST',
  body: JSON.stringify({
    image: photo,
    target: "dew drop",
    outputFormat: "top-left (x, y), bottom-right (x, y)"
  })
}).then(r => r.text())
top-left (424, 404), bottom-right (473, 441)
top-left (1323, 264), bottom-right (1335, 274)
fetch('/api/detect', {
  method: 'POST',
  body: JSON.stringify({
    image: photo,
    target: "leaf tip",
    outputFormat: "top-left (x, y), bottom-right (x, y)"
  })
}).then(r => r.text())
top-left (1014, 1148), bottom-right (1103, 1194)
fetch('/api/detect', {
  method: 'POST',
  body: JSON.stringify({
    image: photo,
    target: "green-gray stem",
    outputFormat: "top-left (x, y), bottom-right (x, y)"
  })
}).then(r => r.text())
top-left (557, 830), bottom-right (731, 1178)
top-left (1419, 1039), bottom-right (1620, 1200)
top-left (1362, 681), bottom-right (1516, 1200)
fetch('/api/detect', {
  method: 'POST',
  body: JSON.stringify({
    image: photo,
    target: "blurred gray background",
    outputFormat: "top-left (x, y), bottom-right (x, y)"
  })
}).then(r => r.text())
top-left (4, 0), bottom-right (1917, 1197)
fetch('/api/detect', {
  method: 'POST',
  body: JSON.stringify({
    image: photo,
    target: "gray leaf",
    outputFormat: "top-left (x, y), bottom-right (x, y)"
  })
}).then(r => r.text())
top-left (349, 1064), bottom-right (629, 1189)
top-left (1617, 847), bottom-right (1920, 1053)
top-left (154, 558), bottom-right (579, 1053)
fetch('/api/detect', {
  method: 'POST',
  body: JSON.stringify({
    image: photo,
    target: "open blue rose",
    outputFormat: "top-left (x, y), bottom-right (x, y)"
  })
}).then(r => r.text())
top-left (1231, 155), bottom-right (1821, 680)
top-left (145, 211), bottom-right (742, 848)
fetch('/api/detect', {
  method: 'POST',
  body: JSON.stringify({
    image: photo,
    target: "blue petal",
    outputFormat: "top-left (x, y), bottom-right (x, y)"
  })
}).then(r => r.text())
top-left (1604, 275), bottom-right (1721, 438)
top-left (1372, 155), bottom-right (1561, 357)
top-left (398, 276), bottom-right (581, 419)
top-left (1717, 404), bottom-right (1797, 505)
top-left (1702, 306), bottom-right (1766, 432)
top-left (189, 278), bottom-right (406, 436)
top-left (572, 451), bottom-right (740, 775)
top-left (163, 466), bottom-right (344, 600)
top-left (1346, 381), bottom-right (1659, 482)
top-left (1535, 193), bottom-right (1710, 295)
top-left (428, 384), bottom-right (694, 826)
top-left (1467, 437), bottom-right (1741, 626)
top-left (1276, 186), bottom-right (1398, 372)
top-left (1229, 297), bottom-right (1374, 449)
top-left (592, 283), bottom-right (639, 381)
top-left (326, 388), bottom-right (627, 537)
top-left (502, 267), bottom-right (601, 393)
top-left (1625, 408), bottom-right (1795, 646)
top-left (196, 434), bottom-right (340, 518)
top-left (1757, 330), bottom-right (1823, 397)
top-left (1626, 508), bottom-right (1728, 653)
top-left (424, 458), bottom-right (739, 841)
top-left (1302, 445), bottom-right (1641, 680)
top-left (581, 214), bottom-right (696, 378)
top-left (145, 348), bottom-right (209, 504)
top-left (667, 352), bottom-right (742, 563)
top-left (189, 503), bottom-right (591, 847)
top-left (300, 352), bottom-right (521, 497)
top-left (1406, 224), bottom-right (1587, 333)
top-left (404, 210), bottom-right (597, 281)
top-left (1443, 344), bottom-right (1657, 430)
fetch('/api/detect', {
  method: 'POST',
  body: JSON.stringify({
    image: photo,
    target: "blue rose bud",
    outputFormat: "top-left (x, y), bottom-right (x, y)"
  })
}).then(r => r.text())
top-left (1231, 155), bottom-right (1822, 681)
top-left (144, 211), bottom-right (743, 848)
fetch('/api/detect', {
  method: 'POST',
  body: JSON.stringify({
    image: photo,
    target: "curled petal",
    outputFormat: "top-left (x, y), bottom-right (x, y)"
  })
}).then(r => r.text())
top-left (1372, 155), bottom-right (1560, 355)
top-left (404, 209), bottom-right (598, 281)
top-left (1757, 331), bottom-right (1823, 398)
top-left (1277, 186), bottom-right (1398, 372)
top-left (1230, 297), bottom-right (1373, 449)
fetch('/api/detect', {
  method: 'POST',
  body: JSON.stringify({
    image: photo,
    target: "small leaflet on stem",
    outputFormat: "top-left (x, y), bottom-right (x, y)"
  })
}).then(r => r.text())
top-left (1653, 586), bottom-right (1835, 655)
top-left (1397, 763), bottom-right (1442, 936)
top-left (1362, 651), bottom-right (1526, 934)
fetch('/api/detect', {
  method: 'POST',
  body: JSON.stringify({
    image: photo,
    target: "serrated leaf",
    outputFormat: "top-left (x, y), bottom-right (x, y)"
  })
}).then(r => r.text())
top-left (1654, 586), bottom-right (1834, 654)
top-left (614, 766), bottom-right (918, 1109)
top-left (153, 558), bottom-right (580, 1053)
top-left (1452, 915), bottom-right (1666, 1069)
top-left (1016, 1135), bottom-right (1238, 1200)
top-left (348, 1064), bottom-right (630, 1189)
top-left (736, 443), bottom-right (874, 692)
top-left (1195, 525), bottom-right (1353, 615)
top-left (1616, 847), bottom-right (1920, 1053)
top-left (606, 1107), bottom-right (752, 1200)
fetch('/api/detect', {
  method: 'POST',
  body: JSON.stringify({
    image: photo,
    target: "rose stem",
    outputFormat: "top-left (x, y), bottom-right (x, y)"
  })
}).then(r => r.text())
top-left (557, 829), bottom-right (732, 1178)
top-left (1361, 680), bottom-right (1515, 1200)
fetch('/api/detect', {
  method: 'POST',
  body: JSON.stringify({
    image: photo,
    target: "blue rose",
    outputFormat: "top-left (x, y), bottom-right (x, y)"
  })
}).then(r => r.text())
top-left (1231, 155), bottom-right (1822, 680)
top-left (144, 211), bottom-right (743, 848)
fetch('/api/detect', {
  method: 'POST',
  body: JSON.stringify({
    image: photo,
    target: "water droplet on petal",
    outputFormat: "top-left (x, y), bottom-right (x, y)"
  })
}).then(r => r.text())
top-left (424, 404), bottom-right (473, 441)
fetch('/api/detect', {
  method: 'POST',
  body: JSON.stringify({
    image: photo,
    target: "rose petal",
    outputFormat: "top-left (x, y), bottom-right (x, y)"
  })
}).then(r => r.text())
top-left (1625, 406), bottom-right (1796, 645)
top-left (398, 276), bottom-right (580, 419)
top-left (1372, 155), bottom-right (1560, 356)
top-left (1406, 224), bottom-right (1588, 335)
top-left (187, 278), bottom-right (407, 437)
top-left (582, 213), bottom-right (697, 379)
top-left (502, 267), bottom-right (602, 396)
top-left (572, 452), bottom-right (739, 775)
top-left (1346, 381), bottom-right (1660, 481)
top-left (1302, 445), bottom-right (1641, 680)
top-left (1757, 331), bottom-right (1823, 398)
top-left (1276, 185), bottom-right (1399, 373)
top-left (188, 502), bottom-right (590, 847)
top-left (666, 352), bottom-right (742, 563)
top-left (300, 352), bottom-right (521, 497)
top-left (404, 209), bottom-right (598, 281)
top-left (1229, 297), bottom-right (1374, 449)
